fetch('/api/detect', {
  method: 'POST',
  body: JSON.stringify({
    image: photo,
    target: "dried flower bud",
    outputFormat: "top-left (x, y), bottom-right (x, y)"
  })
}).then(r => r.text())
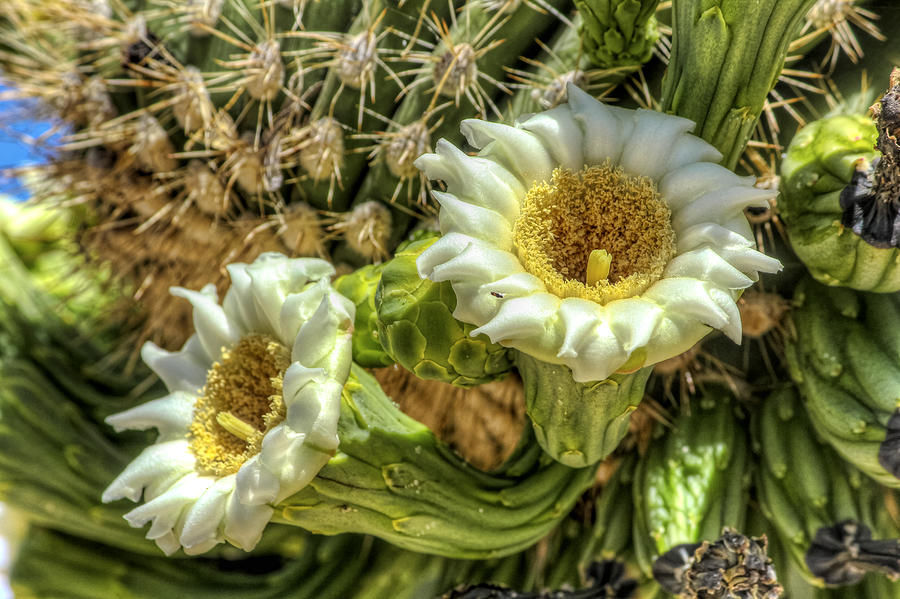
top-left (654, 529), bottom-right (782, 599)
top-left (806, 520), bottom-right (900, 586)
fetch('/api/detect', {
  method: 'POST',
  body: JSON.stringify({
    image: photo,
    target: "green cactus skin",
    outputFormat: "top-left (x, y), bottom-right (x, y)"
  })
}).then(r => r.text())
top-left (781, 114), bottom-right (900, 292)
top-left (786, 277), bottom-right (900, 488)
top-left (631, 388), bottom-right (749, 577)
top-left (334, 263), bottom-right (394, 368)
top-left (660, 0), bottom-right (817, 168)
top-left (277, 364), bottom-right (596, 559)
top-left (575, 0), bottom-right (660, 69)
top-left (754, 386), bottom-right (900, 588)
top-left (375, 236), bottom-right (513, 387)
top-left (515, 353), bottom-right (650, 468)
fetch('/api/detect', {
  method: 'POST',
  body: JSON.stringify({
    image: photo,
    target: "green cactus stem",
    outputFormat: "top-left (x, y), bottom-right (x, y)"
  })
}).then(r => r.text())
top-left (277, 364), bottom-right (596, 559)
top-left (661, 0), bottom-right (817, 168)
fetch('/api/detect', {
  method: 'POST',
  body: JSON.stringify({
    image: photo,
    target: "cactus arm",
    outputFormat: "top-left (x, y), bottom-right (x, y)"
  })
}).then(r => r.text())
top-left (661, 0), bottom-right (817, 169)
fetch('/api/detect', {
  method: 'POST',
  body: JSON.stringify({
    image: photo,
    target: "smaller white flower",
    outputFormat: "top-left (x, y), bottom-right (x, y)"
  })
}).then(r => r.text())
top-left (415, 84), bottom-right (782, 382)
top-left (103, 253), bottom-right (354, 555)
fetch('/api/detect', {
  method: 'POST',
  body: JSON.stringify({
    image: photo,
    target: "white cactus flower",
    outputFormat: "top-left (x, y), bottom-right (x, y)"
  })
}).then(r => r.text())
top-left (102, 253), bottom-right (354, 555)
top-left (415, 84), bottom-right (782, 383)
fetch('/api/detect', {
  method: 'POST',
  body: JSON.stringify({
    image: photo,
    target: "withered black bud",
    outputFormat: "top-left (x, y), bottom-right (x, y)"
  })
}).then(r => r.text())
top-left (653, 529), bottom-right (782, 599)
top-left (840, 68), bottom-right (900, 248)
top-left (806, 520), bottom-right (900, 586)
top-left (122, 29), bottom-right (164, 67)
top-left (879, 409), bottom-right (900, 481)
top-left (441, 559), bottom-right (636, 599)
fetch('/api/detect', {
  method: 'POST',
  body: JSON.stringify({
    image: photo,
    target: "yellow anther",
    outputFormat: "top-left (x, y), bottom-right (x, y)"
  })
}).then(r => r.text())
top-left (216, 411), bottom-right (257, 443)
top-left (586, 249), bottom-right (612, 286)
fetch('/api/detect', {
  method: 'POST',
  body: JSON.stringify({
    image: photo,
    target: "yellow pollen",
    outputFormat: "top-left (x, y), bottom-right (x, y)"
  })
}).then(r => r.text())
top-left (189, 333), bottom-right (292, 477)
top-left (513, 165), bottom-right (676, 305)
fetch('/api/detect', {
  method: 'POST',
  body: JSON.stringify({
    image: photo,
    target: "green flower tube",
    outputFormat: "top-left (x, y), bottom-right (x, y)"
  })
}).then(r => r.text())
top-left (277, 363), bottom-right (597, 559)
top-left (376, 236), bottom-right (513, 387)
top-left (515, 353), bottom-right (650, 468)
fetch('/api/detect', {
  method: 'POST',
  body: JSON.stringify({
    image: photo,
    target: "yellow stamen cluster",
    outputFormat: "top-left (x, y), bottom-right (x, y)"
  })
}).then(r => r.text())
top-left (189, 333), bottom-right (292, 477)
top-left (513, 164), bottom-right (676, 305)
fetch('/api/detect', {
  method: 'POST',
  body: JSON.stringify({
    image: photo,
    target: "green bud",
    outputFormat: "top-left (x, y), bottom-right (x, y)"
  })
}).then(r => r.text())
top-left (376, 237), bottom-right (512, 387)
top-left (334, 263), bottom-right (394, 368)
top-left (575, 0), bottom-right (660, 68)
top-left (781, 113), bottom-right (900, 292)
top-left (632, 388), bottom-right (749, 577)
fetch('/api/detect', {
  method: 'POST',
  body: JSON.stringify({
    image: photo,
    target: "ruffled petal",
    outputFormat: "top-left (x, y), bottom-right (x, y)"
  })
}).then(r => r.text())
top-left (518, 105), bottom-right (584, 171)
top-left (433, 191), bottom-right (514, 249)
top-left (224, 493), bottom-right (273, 551)
top-left (102, 440), bottom-right (196, 503)
top-left (663, 248), bottom-right (755, 289)
top-left (619, 109), bottom-right (695, 180)
top-left (460, 119), bottom-right (554, 186)
top-left (170, 285), bottom-right (240, 361)
top-left (566, 83), bottom-right (629, 165)
top-left (179, 476), bottom-right (234, 549)
top-left (141, 338), bottom-right (207, 394)
top-left (105, 391), bottom-right (196, 438)
top-left (414, 140), bottom-right (523, 222)
top-left (658, 162), bottom-right (747, 212)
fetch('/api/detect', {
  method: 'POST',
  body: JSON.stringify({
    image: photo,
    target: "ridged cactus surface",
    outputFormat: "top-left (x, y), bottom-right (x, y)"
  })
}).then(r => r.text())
top-left (2, 1), bottom-right (900, 598)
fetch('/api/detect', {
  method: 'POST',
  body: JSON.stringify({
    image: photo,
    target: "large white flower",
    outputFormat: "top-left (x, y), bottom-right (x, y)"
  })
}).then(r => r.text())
top-left (415, 84), bottom-right (782, 382)
top-left (102, 253), bottom-right (354, 555)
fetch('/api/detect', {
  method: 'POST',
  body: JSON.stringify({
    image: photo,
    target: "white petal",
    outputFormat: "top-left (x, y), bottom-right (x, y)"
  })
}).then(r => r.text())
top-left (567, 321), bottom-right (629, 382)
top-left (224, 493), bottom-right (273, 551)
top-left (663, 248), bottom-right (755, 289)
top-left (566, 83), bottom-right (628, 165)
top-left (286, 378), bottom-right (342, 449)
top-left (604, 299), bottom-right (663, 353)
top-left (170, 285), bottom-right (240, 361)
top-left (714, 246), bottom-right (783, 276)
top-left (426, 238), bottom-right (524, 285)
top-left (460, 119), bottom-right (554, 186)
top-left (619, 109), bottom-right (695, 180)
top-left (518, 105), bottom-right (583, 171)
top-left (664, 135), bottom-right (722, 173)
top-left (290, 293), bottom-right (353, 369)
top-left (415, 141), bottom-right (524, 222)
top-left (123, 472), bottom-right (213, 531)
top-left (105, 392), bottom-right (196, 437)
top-left (223, 262), bottom-right (266, 334)
top-left (180, 476), bottom-right (233, 548)
top-left (102, 440), bottom-right (196, 503)
top-left (480, 273), bottom-right (546, 298)
top-left (278, 278), bottom-right (331, 344)
top-left (235, 454), bottom-right (281, 505)
top-left (671, 186), bottom-right (773, 232)
top-left (557, 299), bottom-right (601, 359)
top-left (141, 338), bottom-right (207, 394)
top-left (433, 191), bottom-right (513, 248)
top-left (708, 286), bottom-right (743, 342)
top-left (676, 222), bottom-right (755, 254)
top-left (471, 293), bottom-right (559, 344)
top-left (643, 278), bottom-right (732, 332)
top-left (658, 162), bottom-right (746, 213)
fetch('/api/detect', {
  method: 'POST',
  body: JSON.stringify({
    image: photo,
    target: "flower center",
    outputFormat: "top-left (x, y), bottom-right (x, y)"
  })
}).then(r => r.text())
top-left (189, 333), bottom-right (292, 477)
top-left (513, 164), bottom-right (676, 305)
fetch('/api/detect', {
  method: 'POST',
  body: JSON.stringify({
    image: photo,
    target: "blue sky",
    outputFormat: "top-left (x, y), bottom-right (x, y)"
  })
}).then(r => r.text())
top-left (0, 84), bottom-right (54, 199)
